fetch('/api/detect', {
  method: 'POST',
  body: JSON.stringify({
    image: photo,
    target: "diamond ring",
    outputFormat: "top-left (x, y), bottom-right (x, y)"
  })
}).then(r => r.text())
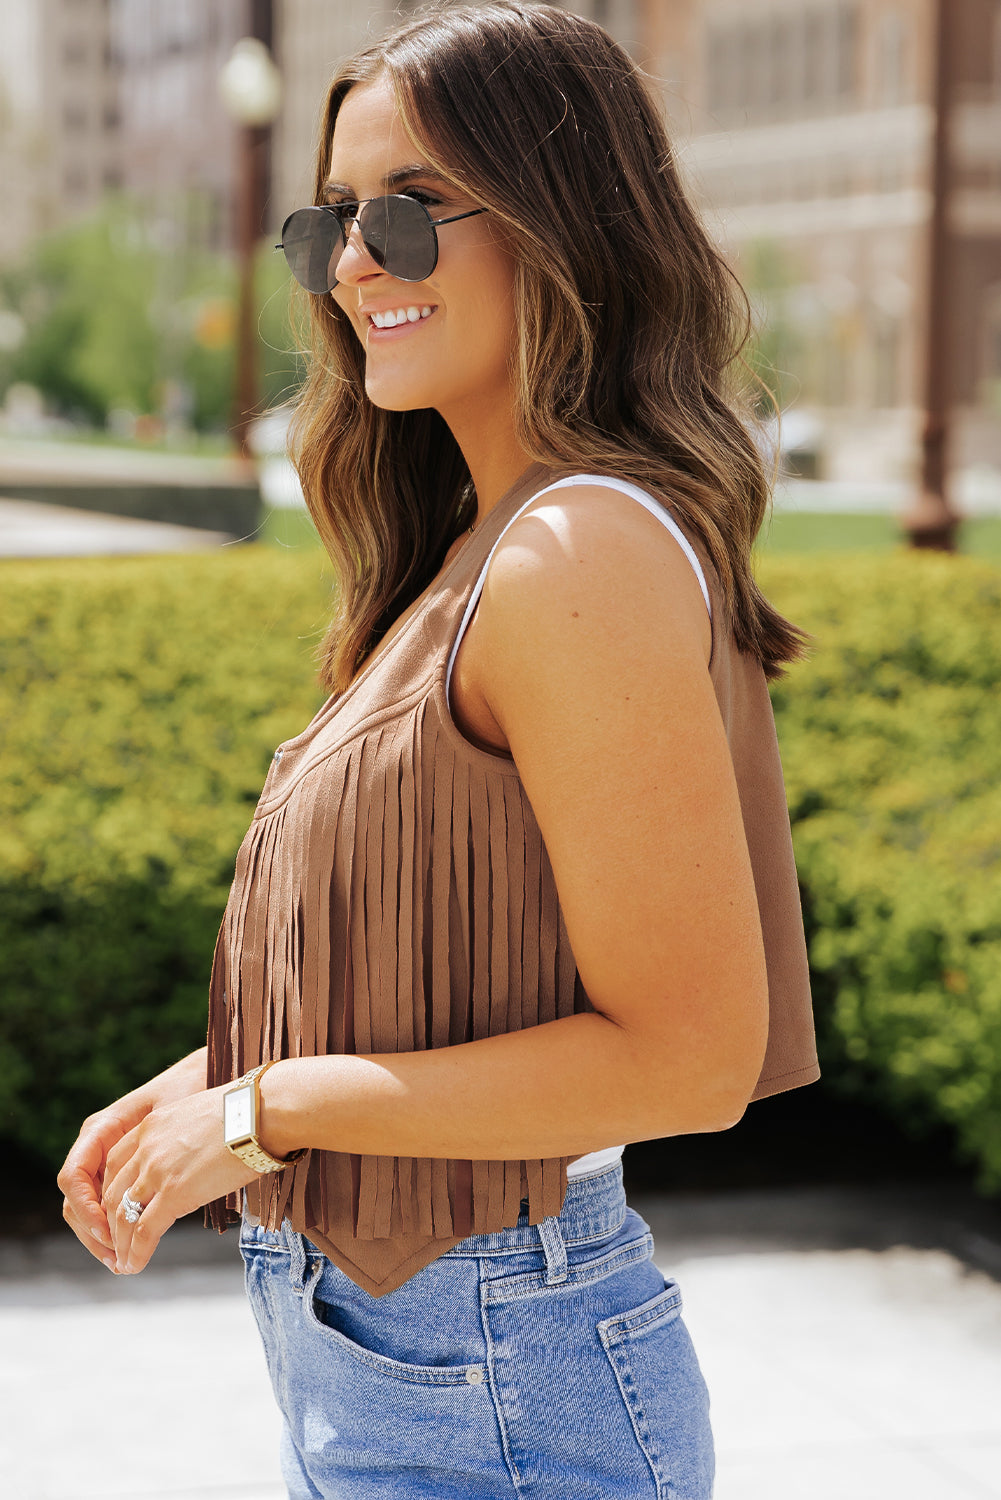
top-left (121, 1189), bottom-right (145, 1224)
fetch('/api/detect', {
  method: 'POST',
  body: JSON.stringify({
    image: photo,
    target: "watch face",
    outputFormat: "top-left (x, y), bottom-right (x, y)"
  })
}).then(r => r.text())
top-left (224, 1086), bottom-right (254, 1143)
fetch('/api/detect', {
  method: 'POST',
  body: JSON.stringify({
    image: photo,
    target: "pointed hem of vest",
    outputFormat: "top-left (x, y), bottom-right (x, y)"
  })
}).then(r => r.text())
top-left (298, 1225), bottom-right (467, 1298)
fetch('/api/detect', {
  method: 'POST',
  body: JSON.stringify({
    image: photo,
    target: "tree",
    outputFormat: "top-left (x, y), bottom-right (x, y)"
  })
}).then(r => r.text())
top-left (0, 197), bottom-right (302, 434)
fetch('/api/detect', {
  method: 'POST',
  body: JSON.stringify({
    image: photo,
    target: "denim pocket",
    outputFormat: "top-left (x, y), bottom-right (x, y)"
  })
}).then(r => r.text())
top-left (598, 1281), bottom-right (715, 1500)
top-left (303, 1261), bottom-right (487, 1387)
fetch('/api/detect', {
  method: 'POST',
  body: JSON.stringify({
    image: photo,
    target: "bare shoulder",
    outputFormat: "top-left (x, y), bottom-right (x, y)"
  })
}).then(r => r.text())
top-left (451, 479), bottom-right (716, 756)
top-left (476, 479), bottom-right (712, 677)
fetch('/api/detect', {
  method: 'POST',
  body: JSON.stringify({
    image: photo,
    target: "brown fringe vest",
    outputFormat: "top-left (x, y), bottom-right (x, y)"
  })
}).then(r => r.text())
top-left (205, 462), bottom-right (818, 1296)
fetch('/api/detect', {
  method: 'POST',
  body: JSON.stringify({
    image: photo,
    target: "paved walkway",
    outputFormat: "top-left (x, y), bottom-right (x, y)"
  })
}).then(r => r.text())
top-left (0, 497), bottom-right (231, 556)
top-left (3, 1183), bottom-right (1000, 1499)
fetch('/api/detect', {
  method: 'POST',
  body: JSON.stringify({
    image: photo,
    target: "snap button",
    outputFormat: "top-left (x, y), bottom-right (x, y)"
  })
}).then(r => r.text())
top-left (465, 1368), bottom-right (484, 1385)
top-left (273, 749), bottom-right (283, 764)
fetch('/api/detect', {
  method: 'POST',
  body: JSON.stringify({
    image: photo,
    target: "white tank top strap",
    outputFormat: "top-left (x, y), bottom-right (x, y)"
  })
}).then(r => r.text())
top-left (446, 472), bottom-right (711, 697)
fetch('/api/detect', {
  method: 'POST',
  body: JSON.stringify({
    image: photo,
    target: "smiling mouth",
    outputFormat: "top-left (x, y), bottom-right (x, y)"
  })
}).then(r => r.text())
top-left (367, 304), bottom-right (436, 329)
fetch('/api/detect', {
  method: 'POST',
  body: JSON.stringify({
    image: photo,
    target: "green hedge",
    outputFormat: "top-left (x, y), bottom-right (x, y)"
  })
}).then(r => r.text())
top-left (2, 545), bottom-right (999, 1190)
top-left (760, 550), bottom-right (1001, 1189)
top-left (0, 549), bottom-right (330, 1164)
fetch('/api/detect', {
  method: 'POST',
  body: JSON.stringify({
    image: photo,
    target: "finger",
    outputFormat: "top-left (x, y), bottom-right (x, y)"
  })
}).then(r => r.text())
top-left (104, 1171), bottom-right (139, 1269)
top-left (118, 1191), bottom-right (168, 1274)
top-left (61, 1198), bottom-right (119, 1273)
top-left (104, 1158), bottom-right (157, 1270)
top-left (104, 1120), bottom-right (143, 1189)
top-left (58, 1161), bottom-right (113, 1251)
top-left (57, 1123), bottom-right (106, 1193)
top-left (59, 1123), bottom-right (128, 1252)
top-left (111, 1184), bottom-right (169, 1274)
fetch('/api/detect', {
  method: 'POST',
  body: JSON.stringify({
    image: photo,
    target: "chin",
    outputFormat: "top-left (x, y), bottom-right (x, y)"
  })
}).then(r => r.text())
top-left (364, 381), bottom-right (441, 414)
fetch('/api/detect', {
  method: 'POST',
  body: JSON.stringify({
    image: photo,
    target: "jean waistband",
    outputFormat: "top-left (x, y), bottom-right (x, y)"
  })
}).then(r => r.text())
top-left (241, 1158), bottom-right (627, 1261)
top-left (440, 1157), bottom-right (627, 1257)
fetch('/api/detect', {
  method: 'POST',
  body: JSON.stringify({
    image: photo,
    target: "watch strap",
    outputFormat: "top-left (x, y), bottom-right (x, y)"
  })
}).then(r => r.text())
top-left (224, 1061), bottom-right (307, 1174)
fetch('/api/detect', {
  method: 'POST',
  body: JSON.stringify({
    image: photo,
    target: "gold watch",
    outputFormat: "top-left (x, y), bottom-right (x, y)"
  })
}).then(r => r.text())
top-left (223, 1061), bottom-right (307, 1174)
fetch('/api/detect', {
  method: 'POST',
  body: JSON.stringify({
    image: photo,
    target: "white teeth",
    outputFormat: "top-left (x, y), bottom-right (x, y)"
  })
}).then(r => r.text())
top-left (370, 306), bottom-right (434, 328)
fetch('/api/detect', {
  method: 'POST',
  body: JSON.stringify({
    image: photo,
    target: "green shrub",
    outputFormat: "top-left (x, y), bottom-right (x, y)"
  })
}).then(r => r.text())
top-left (2, 545), bottom-right (1000, 1192)
top-left (760, 550), bottom-right (1001, 1190)
top-left (0, 548), bottom-right (330, 1164)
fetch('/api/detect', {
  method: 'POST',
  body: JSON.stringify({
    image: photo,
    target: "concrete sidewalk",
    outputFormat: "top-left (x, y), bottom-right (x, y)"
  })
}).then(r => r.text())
top-left (3, 1184), bottom-right (1001, 1499)
top-left (0, 497), bottom-right (232, 556)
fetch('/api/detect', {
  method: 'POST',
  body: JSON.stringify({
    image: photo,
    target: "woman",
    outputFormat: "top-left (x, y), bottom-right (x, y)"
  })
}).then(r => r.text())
top-left (59, 4), bottom-right (818, 1495)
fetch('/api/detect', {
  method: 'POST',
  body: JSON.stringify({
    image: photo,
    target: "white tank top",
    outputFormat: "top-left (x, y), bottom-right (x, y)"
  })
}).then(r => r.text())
top-left (450, 473), bottom-right (713, 1185)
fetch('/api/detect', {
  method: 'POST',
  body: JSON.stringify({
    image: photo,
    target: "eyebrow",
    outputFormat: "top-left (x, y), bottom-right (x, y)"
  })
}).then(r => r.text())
top-left (321, 165), bottom-right (455, 201)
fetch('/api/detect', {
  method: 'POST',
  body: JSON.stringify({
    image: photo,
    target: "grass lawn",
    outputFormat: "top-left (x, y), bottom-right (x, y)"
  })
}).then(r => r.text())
top-left (756, 510), bottom-right (1001, 560)
top-left (259, 505), bottom-right (322, 550)
top-left (260, 502), bottom-right (1001, 563)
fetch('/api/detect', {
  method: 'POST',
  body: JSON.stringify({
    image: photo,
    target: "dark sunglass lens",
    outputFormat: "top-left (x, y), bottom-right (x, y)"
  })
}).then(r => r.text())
top-left (281, 208), bottom-right (344, 293)
top-left (359, 195), bottom-right (436, 282)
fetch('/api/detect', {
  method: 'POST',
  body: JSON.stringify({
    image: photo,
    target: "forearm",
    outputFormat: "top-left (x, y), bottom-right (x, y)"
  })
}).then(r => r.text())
top-left (130, 1047), bottom-right (208, 1112)
top-left (258, 1012), bottom-right (751, 1164)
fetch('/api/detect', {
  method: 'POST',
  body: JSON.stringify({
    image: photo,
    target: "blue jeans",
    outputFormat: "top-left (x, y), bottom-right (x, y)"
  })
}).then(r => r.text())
top-left (240, 1160), bottom-right (714, 1498)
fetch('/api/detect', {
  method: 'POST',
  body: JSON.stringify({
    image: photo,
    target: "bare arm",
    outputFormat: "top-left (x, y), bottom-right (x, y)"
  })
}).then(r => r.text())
top-left (261, 486), bottom-right (769, 1158)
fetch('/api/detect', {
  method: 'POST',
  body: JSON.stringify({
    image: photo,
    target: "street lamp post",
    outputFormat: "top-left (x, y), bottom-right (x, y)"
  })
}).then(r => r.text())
top-left (218, 27), bottom-right (282, 462)
top-left (900, 0), bottom-right (960, 550)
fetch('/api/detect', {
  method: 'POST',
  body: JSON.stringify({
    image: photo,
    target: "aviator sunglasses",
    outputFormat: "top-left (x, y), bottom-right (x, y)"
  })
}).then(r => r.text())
top-left (276, 195), bottom-right (489, 294)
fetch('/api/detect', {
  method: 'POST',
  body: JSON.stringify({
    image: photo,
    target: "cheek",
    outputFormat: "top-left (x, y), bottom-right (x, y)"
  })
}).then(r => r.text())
top-left (331, 291), bottom-right (361, 339)
top-left (463, 258), bottom-right (518, 365)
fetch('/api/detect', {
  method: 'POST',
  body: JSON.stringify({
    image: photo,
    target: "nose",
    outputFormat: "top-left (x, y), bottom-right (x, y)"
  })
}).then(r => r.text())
top-left (332, 215), bottom-right (381, 285)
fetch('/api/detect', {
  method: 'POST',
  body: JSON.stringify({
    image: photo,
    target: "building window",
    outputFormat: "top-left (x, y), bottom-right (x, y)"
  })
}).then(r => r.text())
top-left (706, 28), bottom-right (731, 115)
top-left (771, 15), bottom-right (797, 108)
top-left (824, 331), bottom-right (852, 406)
top-left (872, 314), bottom-right (901, 407)
top-left (876, 13), bottom-right (908, 106)
top-left (876, 159), bottom-right (904, 194)
top-left (836, 4), bottom-right (859, 99)
top-left (706, 5), bottom-right (860, 120)
top-left (803, 10), bottom-right (828, 105)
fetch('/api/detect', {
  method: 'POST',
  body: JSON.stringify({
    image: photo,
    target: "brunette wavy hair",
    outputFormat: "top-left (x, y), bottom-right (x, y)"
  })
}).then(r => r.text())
top-left (289, 0), bottom-right (804, 689)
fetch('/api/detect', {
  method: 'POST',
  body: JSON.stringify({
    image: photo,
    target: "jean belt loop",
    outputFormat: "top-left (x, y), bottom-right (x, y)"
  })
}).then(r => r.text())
top-left (287, 1222), bottom-right (308, 1294)
top-left (538, 1215), bottom-right (568, 1285)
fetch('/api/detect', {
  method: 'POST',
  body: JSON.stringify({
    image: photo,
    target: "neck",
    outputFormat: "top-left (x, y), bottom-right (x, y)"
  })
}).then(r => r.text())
top-left (440, 397), bottom-right (537, 526)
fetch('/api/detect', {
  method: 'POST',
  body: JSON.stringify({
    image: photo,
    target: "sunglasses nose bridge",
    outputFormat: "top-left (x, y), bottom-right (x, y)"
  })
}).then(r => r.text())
top-left (329, 210), bottom-right (378, 286)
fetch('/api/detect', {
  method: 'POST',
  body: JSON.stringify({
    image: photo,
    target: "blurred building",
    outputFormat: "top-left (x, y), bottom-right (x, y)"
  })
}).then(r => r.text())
top-left (270, 0), bottom-right (639, 221)
top-left (4, 0), bottom-right (999, 484)
top-left (2, 0), bottom-right (639, 260)
top-left (108, 0), bottom-right (245, 251)
top-left (0, 0), bottom-right (248, 264)
top-left (0, 0), bottom-right (120, 261)
top-left (646, 0), bottom-right (1001, 483)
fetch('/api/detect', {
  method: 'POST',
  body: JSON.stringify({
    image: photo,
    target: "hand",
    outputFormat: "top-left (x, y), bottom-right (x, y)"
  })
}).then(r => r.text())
top-left (100, 1086), bottom-right (260, 1274)
top-left (57, 1094), bottom-right (156, 1271)
top-left (57, 1048), bottom-right (209, 1272)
